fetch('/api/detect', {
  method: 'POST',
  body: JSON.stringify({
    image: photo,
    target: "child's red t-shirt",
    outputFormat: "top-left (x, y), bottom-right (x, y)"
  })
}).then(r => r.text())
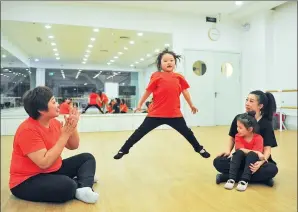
top-left (235, 133), bottom-right (264, 152)
top-left (9, 118), bottom-right (62, 189)
top-left (146, 71), bottom-right (190, 118)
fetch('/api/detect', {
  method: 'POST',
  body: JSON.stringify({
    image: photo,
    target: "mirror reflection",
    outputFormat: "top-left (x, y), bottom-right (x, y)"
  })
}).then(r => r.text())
top-left (1, 20), bottom-right (172, 114)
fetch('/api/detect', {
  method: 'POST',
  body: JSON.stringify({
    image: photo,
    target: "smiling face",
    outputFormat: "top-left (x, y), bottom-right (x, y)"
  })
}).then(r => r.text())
top-left (39, 96), bottom-right (60, 118)
top-left (236, 120), bottom-right (253, 137)
top-left (161, 53), bottom-right (175, 72)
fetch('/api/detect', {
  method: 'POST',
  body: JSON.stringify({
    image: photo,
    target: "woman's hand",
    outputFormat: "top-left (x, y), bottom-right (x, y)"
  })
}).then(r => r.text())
top-left (249, 161), bottom-right (264, 174)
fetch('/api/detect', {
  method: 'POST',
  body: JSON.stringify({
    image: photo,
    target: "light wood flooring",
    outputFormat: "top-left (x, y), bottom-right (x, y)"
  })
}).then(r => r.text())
top-left (1, 126), bottom-right (297, 212)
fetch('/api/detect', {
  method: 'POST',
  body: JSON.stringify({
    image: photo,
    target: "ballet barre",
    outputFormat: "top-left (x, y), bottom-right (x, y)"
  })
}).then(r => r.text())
top-left (266, 89), bottom-right (297, 131)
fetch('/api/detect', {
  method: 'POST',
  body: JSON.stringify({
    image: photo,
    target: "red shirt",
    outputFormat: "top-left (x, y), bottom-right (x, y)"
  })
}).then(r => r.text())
top-left (9, 118), bottom-right (62, 189)
top-left (120, 103), bottom-right (128, 113)
top-left (59, 102), bottom-right (70, 114)
top-left (146, 71), bottom-right (190, 118)
top-left (235, 133), bottom-right (264, 152)
top-left (89, 93), bottom-right (98, 105)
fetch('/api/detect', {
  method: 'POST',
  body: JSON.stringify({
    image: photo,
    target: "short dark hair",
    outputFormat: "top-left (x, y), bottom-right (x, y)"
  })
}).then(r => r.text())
top-left (23, 86), bottom-right (53, 120)
top-left (155, 48), bottom-right (182, 71)
top-left (237, 111), bottom-right (259, 133)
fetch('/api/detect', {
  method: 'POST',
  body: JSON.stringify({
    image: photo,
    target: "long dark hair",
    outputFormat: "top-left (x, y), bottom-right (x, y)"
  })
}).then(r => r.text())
top-left (250, 90), bottom-right (277, 121)
top-left (237, 111), bottom-right (259, 133)
top-left (155, 48), bottom-right (182, 71)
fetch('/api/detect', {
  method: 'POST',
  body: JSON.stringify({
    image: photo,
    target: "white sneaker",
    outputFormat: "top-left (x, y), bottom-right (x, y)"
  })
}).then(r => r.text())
top-left (224, 179), bottom-right (235, 190)
top-left (236, 180), bottom-right (248, 191)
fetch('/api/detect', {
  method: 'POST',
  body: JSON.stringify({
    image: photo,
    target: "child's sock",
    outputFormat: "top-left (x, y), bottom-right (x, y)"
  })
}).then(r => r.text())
top-left (198, 148), bottom-right (210, 158)
top-left (236, 180), bottom-right (248, 191)
top-left (224, 179), bottom-right (235, 190)
top-left (75, 187), bottom-right (99, 204)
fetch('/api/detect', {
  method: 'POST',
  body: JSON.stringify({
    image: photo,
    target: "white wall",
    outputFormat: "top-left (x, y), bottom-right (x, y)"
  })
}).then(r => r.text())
top-left (240, 1), bottom-right (297, 129)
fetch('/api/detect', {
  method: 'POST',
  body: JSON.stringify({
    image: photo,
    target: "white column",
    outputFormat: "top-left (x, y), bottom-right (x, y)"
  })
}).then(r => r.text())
top-left (36, 68), bottom-right (45, 86)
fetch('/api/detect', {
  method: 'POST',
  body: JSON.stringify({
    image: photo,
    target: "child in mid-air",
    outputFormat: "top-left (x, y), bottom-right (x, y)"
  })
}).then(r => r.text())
top-left (224, 111), bottom-right (265, 191)
top-left (113, 48), bottom-right (210, 160)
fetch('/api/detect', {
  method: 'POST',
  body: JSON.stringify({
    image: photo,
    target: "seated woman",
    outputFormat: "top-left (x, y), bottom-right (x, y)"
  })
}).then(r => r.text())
top-left (213, 90), bottom-right (278, 186)
top-left (59, 97), bottom-right (73, 115)
top-left (9, 86), bottom-right (99, 204)
top-left (120, 99), bottom-right (128, 113)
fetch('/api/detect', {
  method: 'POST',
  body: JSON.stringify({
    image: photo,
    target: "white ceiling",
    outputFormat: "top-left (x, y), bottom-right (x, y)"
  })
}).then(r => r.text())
top-left (67, 1), bottom-right (286, 19)
top-left (1, 20), bottom-right (172, 70)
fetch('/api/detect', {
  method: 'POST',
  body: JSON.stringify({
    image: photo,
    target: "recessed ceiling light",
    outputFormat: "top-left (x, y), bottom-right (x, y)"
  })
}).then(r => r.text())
top-left (51, 42), bottom-right (56, 46)
top-left (164, 43), bottom-right (170, 47)
top-left (35, 59), bottom-right (39, 62)
top-left (82, 61), bottom-right (86, 64)
top-left (114, 56), bottom-right (118, 59)
top-left (235, 1), bottom-right (243, 5)
top-left (56, 57), bottom-right (60, 60)
top-left (135, 61), bottom-right (139, 64)
top-left (85, 55), bottom-right (89, 58)
top-left (140, 58), bottom-right (144, 61)
top-left (110, 60), bottom-right (115, 62)
top-left (107, 63), bottom-right (111, 65)
top-left (55, 53), bottom-right (59, 56)
top-left (45, 25), bottom-right (51, 29)
top-left (93, 28), bottom-right (99, 32)
top-left (53, 48), bottom-right (58, 51)
top-left (137, 32), bottom-right (143, 36)
top-left (26, 69), bottom-right (28, 70)
top-left (124, 47), bottom-right (128, 50)
top-left (129, 41), bottom-right (135, 44)
top-left (88, 45), bottom-right (93, 48)
top-left (2, 55), bottom-right (6, 58)
top-left (155, 49), bottom-right (160, 53)
top-left (83, 58), bottom-right (87, 61)
top-left (130, 64), bottom-right (134, 67)
top-left (86, 50), bottom-right (91, 53)
top-left (147, 54), bottom-right (151, 57)
top-left (118, 52), bottom-right (123, 55)
top-left (90, 38), bottom-right (96, 41)
top-left (48, 35), bottom-right (54, 39)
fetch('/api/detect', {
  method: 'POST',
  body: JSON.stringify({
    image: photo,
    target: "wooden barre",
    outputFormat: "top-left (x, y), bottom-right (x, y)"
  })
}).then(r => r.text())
top-left (266, 89), bottom-right (298, 93)
top-left (280, 106), bottom-right (298, 109)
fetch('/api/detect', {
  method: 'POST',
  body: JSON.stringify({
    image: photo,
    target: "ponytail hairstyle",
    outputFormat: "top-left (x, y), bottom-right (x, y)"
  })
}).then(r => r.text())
top-left (250, 90), bottom-right (277, 121)
top-left (155, 48), bottom-right (182, 71)
top-left (237, 111), bottom-right (259, 133)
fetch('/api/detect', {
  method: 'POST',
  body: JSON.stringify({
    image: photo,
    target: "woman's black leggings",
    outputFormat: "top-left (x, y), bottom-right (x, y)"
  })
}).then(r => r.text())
top-left (10, 153), bottom-right (96, 203)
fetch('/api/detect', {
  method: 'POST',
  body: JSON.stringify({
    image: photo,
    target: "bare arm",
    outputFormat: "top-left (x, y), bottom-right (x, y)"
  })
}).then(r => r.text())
top-left (65, 128), bottom-right (79, 150)
top-left (182, 89), bottom-right (194, 107)
top-left (137, 90), bottom-right (152, 108)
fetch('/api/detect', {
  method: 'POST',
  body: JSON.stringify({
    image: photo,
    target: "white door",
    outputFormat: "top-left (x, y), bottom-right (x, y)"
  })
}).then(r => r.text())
top-left (183, 50), bottom-right (216, 127)
top-left (183, 50), bottom-right (241, 127)
top-left (214, 52), bottom-right (242, 125)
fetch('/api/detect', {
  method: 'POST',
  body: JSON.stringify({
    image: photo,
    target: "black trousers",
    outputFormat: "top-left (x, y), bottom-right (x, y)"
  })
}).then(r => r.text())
top-left (119, 117), bottom-right (203, 153)
top-left (83, 104), bottom-right (104, 114)
top-left (213, 152), bottom-right (278, 182)
top-left (11, 153), bottom-right (96, 203)
top-left (228, 150), bottom-right (260, 181)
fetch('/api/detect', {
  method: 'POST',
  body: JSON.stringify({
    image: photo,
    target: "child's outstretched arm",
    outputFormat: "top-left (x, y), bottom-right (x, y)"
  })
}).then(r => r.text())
top-left (182, 89), bottom-right (198, 114)
top-left (135, 90), bottom-right (152, 112)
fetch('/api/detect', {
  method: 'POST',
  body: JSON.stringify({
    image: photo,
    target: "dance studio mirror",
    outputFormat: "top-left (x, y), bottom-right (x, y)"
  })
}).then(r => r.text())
top-left (1, 20), bottom-right (172, 115)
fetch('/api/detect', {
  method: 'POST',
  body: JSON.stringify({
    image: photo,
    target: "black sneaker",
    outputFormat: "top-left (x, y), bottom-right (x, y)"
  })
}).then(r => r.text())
top-left (216, 174), bottom-right (222, 184)
top-left (216, 173), bottom-right (229, 184)
top-left (113, 151), bottom-right (126, 160)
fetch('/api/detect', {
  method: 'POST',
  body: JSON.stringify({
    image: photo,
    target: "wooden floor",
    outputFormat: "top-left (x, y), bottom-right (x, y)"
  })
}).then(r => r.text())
top-left (1, 126), bottom-right (297, 212)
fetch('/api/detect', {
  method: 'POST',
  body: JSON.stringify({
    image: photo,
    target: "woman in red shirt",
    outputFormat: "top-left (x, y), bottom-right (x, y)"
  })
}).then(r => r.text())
top-left (9, 86), bottom-right (98, 204)
top-left (114, 48), bottom-right (210, 160)
top-left (59, 98), bottom-right (73, 114)
top-left (224, 111), bottom-right (265, 191)
top-left (120, 99), bottom-right (128, 113)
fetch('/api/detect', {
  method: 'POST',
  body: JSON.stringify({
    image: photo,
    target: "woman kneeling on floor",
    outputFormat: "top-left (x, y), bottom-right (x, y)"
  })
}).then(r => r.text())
top-left (9, 86), bottom-right (98, 204)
